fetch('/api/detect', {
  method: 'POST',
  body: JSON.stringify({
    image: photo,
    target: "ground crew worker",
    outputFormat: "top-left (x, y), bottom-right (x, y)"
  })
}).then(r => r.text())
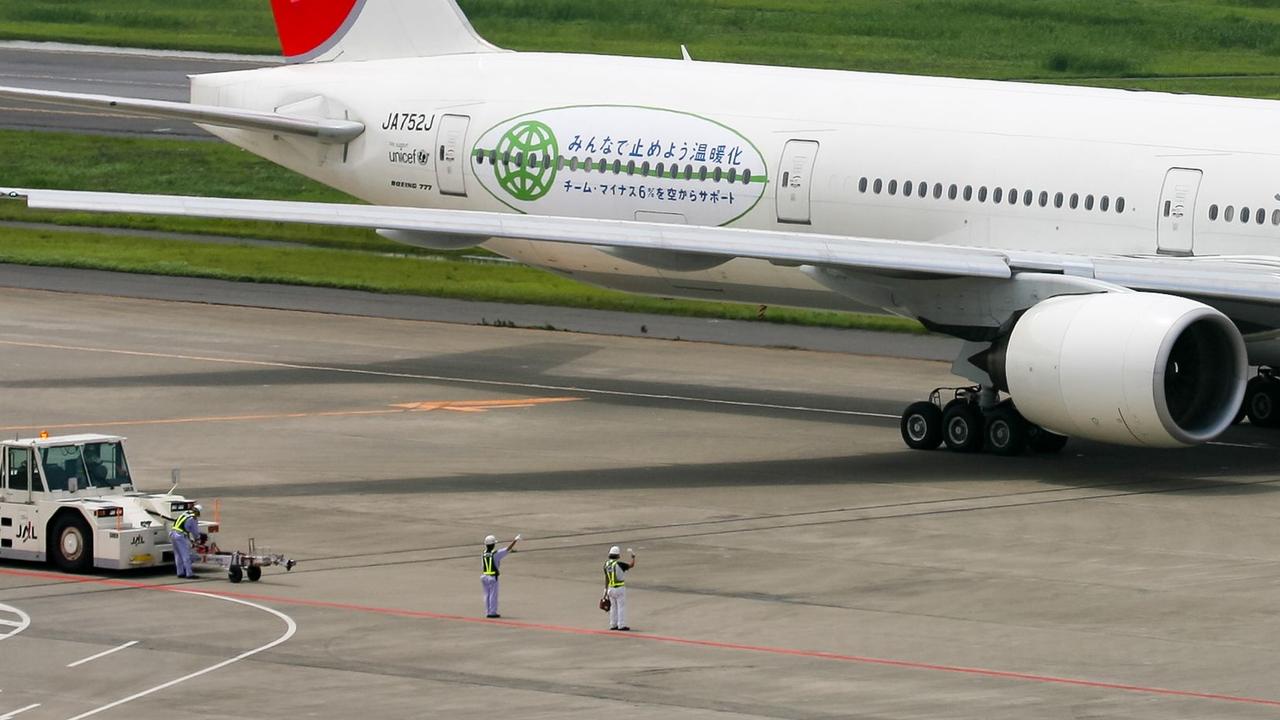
top-left (481, 533), bottom-right (520, 618)
top-left (168, 504), bottom-right (201, 579)
top-left (604, 546), bottom-right (637, 631)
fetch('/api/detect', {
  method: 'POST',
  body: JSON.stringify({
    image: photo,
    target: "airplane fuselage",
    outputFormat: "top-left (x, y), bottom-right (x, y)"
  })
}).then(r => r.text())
top-left (192, 52), bottom-right (1280, 325)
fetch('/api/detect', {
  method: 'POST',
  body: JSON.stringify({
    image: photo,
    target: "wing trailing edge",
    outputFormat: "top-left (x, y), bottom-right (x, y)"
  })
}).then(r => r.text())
top-left (0, 87), bottom-right (364, 144)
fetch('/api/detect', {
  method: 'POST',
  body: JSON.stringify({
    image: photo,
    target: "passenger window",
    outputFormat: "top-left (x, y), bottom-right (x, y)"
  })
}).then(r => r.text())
top-left (1225, 205), bottom-right (1235, 222)
top-left (1038, 191), bottom-right (1048, 207)
top-left (474, 149), bottom-right (486, 165)
top-left (1209, 204), bottom-right (1218, 221)
top-left (993, 187), bottom-right (1003, 203)
top-left (1054, 192), bottom-right (1063, 208)
top-left (1118, 197), bottom-right (1126, 214)
top-left (699, 166), bottom-right (708, 181)
top-left (978, 186), bottom-right (988, 202)
top-left (726, 167), bottom-right (736, 183)
top-left (1241, 206), bottom-right (1250, 224)
top-left (1164, 200), bottom-right (1171, 218)
top-left (1100, 196), bottom-right (1110, 212)
top-left (1008, 188), bottom-right (1018, 205)
top-left (888, 179), bottom-right (898, 195)
top-left (1257, 208), bottom-right (1265, 225)
top-left (963, 185), bottom-right (973, 201)
top-left (1085, 195), bottom-right (1094, 210)
top-left (1272, 209), bottom-right (1279, 226)
top-left (613, 159), bottom-right (622, 174)
top-left (742, 169), bottom-right (752, 184)
top-left (873, 178), bottom-right (883, 194)
top-left (933, 183), bottom-right (943, 199)
top-left (1070, 193), bottom-right (1079, 209)
top-left (904, 180), bottom-right (914, 196)
top-left (918, 181), bottom-right (928, 198)
top-left (1023, 190), bottom-right (1033, 206)
top-left (859, 177), bottom-right (868, 193)
top-left (948, 184), bottom-right (958, 200)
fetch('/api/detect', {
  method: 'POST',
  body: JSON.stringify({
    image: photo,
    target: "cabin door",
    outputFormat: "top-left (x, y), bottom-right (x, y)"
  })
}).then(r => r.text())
top-left (1157, 168), bottom-right (1202, 255)
top-left (436, 114), bottom-right (471, 197)
top-left (776, 140), bottom-right (819, 225)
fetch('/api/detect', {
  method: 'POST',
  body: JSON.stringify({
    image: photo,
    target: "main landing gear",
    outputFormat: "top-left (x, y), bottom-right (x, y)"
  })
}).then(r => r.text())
top-left (900, 387), bottom-right (1068, 456)
top-left (1239, 368), bottom-right (1280, 427)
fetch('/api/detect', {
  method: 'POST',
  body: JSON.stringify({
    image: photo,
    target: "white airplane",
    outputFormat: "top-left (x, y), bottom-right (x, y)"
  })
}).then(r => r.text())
top-left (2, 0), bottom-right (1279, 456)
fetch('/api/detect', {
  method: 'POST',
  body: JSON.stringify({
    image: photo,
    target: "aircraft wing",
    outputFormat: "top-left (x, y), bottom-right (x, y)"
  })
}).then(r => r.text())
top-left (0, 87), bottom-right (364, 144)
top-left (4, 188), bottom-right (1280, 305)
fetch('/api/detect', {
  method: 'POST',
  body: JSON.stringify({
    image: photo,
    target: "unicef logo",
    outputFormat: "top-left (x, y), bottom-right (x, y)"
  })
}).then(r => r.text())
top-left (492, 120), bottom-right (558, 202)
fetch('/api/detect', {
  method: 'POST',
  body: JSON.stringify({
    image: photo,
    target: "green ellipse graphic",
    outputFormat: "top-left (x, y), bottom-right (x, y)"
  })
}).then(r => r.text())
top-left (493, 120), bottom-right (559, 202)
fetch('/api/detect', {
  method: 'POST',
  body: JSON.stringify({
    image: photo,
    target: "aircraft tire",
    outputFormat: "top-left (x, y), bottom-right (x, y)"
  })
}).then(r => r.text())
top-left (942, 401), bottom-right (984, 453)
top-left (901, 401), bottom-right (943, 450)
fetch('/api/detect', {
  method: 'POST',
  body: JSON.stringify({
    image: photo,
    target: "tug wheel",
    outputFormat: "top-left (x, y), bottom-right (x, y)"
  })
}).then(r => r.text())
top-left (228, 565), bottom-right (243, 584)
top-left (50, 514), bottom-right (94, 574)
top-left (247, 565), bottom-right (262, 582)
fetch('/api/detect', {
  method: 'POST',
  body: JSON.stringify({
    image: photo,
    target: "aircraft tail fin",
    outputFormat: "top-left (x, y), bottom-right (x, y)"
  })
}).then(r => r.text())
top-left (269, 0), bottom-right (501, 64)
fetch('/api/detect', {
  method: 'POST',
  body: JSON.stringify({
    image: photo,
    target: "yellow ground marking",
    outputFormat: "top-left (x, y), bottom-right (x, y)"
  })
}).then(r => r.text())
top-left (0, 398), bottom-right (582, 432)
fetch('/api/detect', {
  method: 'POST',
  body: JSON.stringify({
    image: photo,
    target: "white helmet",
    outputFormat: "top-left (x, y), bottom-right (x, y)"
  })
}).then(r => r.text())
top-left (608, 546), bottom-right (621, 556)
top-left (484, 535), bottom-right (497, 545)
top-left (193, 504), bottom-right (203, 516)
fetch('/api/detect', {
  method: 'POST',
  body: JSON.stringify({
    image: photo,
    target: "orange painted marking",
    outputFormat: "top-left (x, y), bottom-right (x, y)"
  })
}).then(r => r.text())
top-left (0, 398), bottom-right (582, 432)
top-left (390, 398), bottom-right (581, 412)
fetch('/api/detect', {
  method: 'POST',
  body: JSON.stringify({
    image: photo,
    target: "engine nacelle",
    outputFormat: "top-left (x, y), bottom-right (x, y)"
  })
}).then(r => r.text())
top-left (999, 293), bottom-right (1246, 447)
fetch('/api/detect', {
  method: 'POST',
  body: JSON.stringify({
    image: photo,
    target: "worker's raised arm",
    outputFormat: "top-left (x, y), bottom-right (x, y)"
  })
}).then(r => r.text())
top-left (507, 533), bottom-right (521, 552)
top-left (627, 548), bottom-right (636, 569)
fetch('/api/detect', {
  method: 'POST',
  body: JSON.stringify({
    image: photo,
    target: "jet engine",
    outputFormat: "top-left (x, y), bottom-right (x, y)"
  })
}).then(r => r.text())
top-left (988, 292), bottom-right (1246, 447)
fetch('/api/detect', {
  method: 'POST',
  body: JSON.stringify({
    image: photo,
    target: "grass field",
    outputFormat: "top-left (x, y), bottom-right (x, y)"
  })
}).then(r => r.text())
top-left (0, 224), bottom-right (923, 333)
top-left (3, 1), bottom-right (1280, 86)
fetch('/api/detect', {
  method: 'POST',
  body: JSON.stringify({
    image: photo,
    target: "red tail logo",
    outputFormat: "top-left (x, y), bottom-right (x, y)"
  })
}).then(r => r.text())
top-left (270, 0), bottom-right (361, 58)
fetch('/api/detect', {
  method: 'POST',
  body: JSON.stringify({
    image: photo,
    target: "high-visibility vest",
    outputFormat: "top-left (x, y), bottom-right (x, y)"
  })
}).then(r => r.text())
top-left (172, 511), bottom-right (195, 538)
top-left (604, 559), bottom-right (624, 588)
top-left (482, 551), bottom-right (498, 577)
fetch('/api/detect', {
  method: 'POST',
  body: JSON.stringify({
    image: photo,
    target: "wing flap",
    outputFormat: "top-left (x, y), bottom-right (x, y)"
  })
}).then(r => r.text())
top-left (0, 87), bottom-right (364, 144)
top-left (0, 189), bottom-right (1014, 279)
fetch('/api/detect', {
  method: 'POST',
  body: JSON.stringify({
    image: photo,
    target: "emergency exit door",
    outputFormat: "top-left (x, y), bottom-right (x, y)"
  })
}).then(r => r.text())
top-left (436, 114), bottom-right (471, 197)
top-left (776, 140), bottom-right (820, 224)
top-left (1157, 168), bottom-right (1202, 255)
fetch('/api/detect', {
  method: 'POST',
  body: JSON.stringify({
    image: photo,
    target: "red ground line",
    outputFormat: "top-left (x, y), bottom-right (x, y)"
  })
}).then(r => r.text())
top-left (4, 566), bottom-right (1278, 708)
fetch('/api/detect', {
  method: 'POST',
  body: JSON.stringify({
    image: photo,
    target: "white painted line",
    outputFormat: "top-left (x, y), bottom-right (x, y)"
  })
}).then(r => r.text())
top-left (0, 704), bottom-right (40, 719)
top-left (64, 591), bottom-right (296, 720)
top-left (66, 640), bottom-right (138, 668)
top-left (0, 605), bottom-right (30, 641)
top-left (0, 340), bottom-right (901, 421)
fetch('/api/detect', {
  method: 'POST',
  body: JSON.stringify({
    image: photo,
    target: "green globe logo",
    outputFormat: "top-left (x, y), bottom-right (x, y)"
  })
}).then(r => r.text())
top-left (492, 120), bottom-right (559, 202)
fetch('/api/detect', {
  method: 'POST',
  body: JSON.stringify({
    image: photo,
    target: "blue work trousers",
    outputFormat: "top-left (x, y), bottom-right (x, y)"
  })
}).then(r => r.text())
top-left (482, 575), bottom-right (500, 615)
top-left (170, 531), bottom-right (192, 577)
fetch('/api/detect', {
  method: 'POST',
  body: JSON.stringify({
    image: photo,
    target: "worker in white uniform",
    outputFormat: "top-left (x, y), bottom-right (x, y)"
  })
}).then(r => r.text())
top-left (603, 546), bottom-right (637, 631)
top-left (481, 533), bottom-right (520, 618)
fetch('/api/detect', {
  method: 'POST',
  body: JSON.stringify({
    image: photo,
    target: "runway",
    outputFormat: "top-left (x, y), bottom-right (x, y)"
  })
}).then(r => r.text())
top-left (0, 42), bottom-right (275, 138)
top-left (1, 287), bottom-right (1279, 719)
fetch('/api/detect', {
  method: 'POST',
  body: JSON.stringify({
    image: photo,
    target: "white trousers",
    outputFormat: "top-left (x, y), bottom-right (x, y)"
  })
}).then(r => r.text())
top-left (607, 586), bottom-right (627, 628)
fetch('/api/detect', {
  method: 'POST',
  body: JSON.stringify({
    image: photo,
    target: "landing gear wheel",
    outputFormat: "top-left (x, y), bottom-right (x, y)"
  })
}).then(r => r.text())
top-left (247, 566), bottom-right (262, 583)
top-left (1245, 376), bottom-right (1280, 427)
top-left (1027, 425), bottom-right (1069, 454)
top-left (901, 401), bottom-right (943, 450)
top-left (985, 405), bottom-right (1027, 456)
top-left (942, 401), bottom-right (984, 453)
top-left (228, 566), bottom-right (243, 584)
top-left (50, 514), bottom-right (93, 573)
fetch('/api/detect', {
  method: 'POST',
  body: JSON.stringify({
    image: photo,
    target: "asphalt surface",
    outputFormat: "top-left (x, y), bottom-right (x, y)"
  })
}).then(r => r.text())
top-left (0, 42), bottom-right (275, 138)
top-left (0, 288), bottom-right (1278, 719)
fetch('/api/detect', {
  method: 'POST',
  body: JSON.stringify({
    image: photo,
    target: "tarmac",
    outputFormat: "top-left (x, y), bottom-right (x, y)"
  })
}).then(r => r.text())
top-left (1, 285), bottom-right (1279, 719)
